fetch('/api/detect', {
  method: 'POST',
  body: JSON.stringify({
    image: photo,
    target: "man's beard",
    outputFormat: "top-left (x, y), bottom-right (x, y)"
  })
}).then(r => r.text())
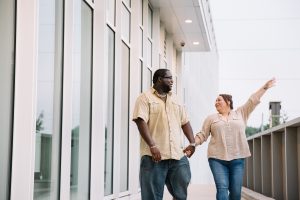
top-left (162, 84), bottom-right (171, 93)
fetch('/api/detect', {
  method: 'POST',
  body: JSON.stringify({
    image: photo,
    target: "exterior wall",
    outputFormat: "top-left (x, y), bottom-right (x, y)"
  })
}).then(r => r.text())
top-left (183, 52), bottom-right (219, 184)
top-left (1, 0), bottom-right (216, 199)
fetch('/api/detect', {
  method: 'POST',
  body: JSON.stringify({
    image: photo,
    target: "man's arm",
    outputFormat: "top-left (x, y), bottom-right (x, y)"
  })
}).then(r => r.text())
top-left (182, 122), bottom-right (196, 157)
top-left (134, 117), bottom-right (161, 162)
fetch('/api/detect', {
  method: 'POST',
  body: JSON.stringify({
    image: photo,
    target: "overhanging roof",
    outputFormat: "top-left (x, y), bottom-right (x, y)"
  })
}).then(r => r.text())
top-left (149, 0), bottom-right (215, 52)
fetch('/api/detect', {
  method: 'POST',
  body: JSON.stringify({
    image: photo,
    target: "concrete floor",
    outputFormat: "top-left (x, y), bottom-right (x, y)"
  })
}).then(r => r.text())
top-left (163, 184), bottom-right (273, 200)
top-left (163, 184), bottom-right (217, 200)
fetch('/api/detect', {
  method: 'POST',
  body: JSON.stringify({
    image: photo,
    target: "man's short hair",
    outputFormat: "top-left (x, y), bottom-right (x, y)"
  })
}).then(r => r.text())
top-left (153, 69), bottom-right (170, 84)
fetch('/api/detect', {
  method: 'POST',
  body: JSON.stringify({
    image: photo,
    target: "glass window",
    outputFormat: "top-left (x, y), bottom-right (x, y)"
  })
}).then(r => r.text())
top-left (70, 1), bottom-right (93, 199)
top-left (147, 68), bottom-right (152, 89)
top-left (107, 0), bottom-right (116, 26)
top-left (164, 60), bottom-right (167, 68)
top-left (140, 60), bottom-right (143, 92)
top-left (104, 26), bottom-right (115, 196)
top-left (139, 28), bottom-right (143, 58)
top-left (123, 0), bottom-right (131, 7)
top-left (148, 5), bottom-right (153, 38)
top-left (159, 54), bottom-right (167, 68)
top-left (142, 66), bottom-right (152, 92)
top-left (173, 76), bottom-right (177, 94)
top-left (120, 42), bottom-right (130, 192)
top-left (140, 0), bottom-right (143, 25)
top-left (147, 39), bottom-right (152, 67)
top-left (121, 3), bottom-right (130, 43)
top-left (0, 0), bottom-right (15, 199)
top-left (164, 36), bottom-right (167, 58)
top-left (34, 0), bottom-right (63, 199)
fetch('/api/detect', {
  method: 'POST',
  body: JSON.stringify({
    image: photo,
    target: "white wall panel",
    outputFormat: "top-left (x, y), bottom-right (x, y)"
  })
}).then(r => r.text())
top-left (11, 0), bottom-right (38, 199)
top-left (184, 52), bottom-right (219, 184)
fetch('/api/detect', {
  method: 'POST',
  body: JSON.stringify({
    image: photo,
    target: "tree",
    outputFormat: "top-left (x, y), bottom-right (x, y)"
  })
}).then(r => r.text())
top-left (246, 124), bottom-right (270, 137)
top-left (246, 126), bottom-right (260, 137)
top-left (36, 111), bottom-right (44, 132)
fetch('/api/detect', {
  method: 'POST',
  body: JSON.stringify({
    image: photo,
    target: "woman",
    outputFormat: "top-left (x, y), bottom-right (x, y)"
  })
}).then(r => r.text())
top-left (191, 78), bottom-right (275, 200)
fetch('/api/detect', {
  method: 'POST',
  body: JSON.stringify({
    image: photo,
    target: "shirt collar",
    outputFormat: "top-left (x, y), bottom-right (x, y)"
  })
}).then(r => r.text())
top-left (151, 87), bottom-right (172, 96)
top-left (217, 110), bottom-right (238, 120)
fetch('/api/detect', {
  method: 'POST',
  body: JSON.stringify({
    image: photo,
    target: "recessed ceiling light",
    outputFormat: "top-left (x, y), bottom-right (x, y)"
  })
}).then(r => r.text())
top-left (185, 19), bottom-right (192, 23)
top-left (193, 41), bottom-right (199, 45)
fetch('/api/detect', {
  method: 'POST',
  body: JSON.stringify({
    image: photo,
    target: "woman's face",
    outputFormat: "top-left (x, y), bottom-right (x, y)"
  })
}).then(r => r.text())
top-left (215, 96), bottom-right (230, 113)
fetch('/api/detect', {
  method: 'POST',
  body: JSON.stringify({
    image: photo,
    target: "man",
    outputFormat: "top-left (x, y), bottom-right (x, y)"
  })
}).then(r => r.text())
top-left (132, 69), bottom-right (196, 200)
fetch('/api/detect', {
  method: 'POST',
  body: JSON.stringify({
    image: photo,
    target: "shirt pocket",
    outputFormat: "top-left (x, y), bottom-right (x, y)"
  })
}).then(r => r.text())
top-left (231, 115), bottom-right (244, 129)
top-left (210, 118), bottom-right (222, 131)
top-left (149, 101), bottom-right (160, 114)
top-left (171, 102), bottom-right (181, 116)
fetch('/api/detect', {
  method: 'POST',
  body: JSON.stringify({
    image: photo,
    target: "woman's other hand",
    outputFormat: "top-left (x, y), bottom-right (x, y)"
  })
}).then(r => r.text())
top-left (263, 78), bottom-right (276, 90)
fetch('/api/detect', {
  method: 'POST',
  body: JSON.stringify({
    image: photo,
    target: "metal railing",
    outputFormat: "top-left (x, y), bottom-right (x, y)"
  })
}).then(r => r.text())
top-left (244, 117), bottom-right (300, 200)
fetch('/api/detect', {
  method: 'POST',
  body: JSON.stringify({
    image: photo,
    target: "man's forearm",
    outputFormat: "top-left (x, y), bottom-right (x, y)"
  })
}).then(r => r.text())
top-left (134, 118), bottom-right (155, 147)
top-left (182, 122), bottom-right (195, 143)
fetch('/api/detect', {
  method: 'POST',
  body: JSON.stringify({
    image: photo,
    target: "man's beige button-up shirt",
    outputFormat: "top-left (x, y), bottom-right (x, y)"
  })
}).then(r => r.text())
top-left (132, 88), bottom-right (189, 160)
top-left (196, 94), bottom-right (260, 161)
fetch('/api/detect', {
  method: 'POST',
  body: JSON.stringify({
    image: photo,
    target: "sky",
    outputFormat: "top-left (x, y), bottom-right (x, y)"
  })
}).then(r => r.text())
top-left (210, 0), bottom-right (300, 127)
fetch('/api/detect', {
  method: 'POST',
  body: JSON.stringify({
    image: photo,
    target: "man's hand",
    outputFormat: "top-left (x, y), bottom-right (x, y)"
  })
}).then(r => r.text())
top-left (181, 122), bottom-right (195, 158)
top-left (150, 146), bottom-right (161, 162)
top-left (183, 145), bottom-right (196, 158)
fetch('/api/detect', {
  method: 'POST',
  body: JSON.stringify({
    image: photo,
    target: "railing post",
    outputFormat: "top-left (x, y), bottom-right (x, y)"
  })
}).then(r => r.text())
top-left (271, 131), bottom-right (284, 199)
top-left (261, 135), bottom-right (271, 197)
top-left (285, 127), bottom-right (299, 199)
top-left (246, 118), bottom-right (300, 199)
top-left (253, 138), bottom-right (262, 193)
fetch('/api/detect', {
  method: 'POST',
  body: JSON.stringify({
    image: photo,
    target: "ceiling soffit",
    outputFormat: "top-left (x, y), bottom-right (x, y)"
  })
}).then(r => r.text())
top-left (149, 0), bottom-right (214, 52)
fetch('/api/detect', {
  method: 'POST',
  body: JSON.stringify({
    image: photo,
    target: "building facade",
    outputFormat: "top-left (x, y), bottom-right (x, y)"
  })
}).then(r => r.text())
top-left (0, 0), bottom-right (217, 199)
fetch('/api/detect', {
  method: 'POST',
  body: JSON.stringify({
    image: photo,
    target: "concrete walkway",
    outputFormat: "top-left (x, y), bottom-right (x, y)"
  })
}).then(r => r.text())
top-left (163, 184), bottom-right (216, 200)
top-left (163, 184), bottom-right (274, 200)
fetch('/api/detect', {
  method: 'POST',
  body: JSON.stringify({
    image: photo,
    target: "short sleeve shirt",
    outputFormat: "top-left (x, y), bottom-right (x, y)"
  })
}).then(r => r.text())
top-left (196, 94), bottom-right (260, 161)
top-left (132, 88), bottom-right (189, 160)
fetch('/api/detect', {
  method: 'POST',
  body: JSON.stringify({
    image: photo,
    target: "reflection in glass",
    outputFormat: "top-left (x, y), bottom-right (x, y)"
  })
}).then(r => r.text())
top-left (105, 26), bottom-right (115, 196)
top-left (121, 3), bottom-right (131, 43)
top-left (34, 0), bottom-right (63, 199)
top-left (0, 0), bottom-right (15, 199)
top-left (70, 1), bottom-right (92, 199)
top-left (120, 42), bottom-right (130, 192)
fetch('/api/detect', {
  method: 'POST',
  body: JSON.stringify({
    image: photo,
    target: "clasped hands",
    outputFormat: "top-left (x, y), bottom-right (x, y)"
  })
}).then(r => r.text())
top-left (150, 144), bottom-right (196, 163)
top-left (183, 145), bottom-right (195, 158)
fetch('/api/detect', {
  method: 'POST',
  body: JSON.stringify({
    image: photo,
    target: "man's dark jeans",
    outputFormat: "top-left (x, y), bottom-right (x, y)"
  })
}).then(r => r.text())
top-left (140, 155), bottom-right (191, 200)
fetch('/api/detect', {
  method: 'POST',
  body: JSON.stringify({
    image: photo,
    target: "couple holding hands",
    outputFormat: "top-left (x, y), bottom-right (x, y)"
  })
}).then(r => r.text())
top-left (133, 69), bottom-right (275, 200)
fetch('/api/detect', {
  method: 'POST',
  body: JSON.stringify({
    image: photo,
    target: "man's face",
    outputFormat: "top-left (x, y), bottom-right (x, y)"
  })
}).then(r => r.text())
top-left (160, 70), bottom-right (173, 93)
